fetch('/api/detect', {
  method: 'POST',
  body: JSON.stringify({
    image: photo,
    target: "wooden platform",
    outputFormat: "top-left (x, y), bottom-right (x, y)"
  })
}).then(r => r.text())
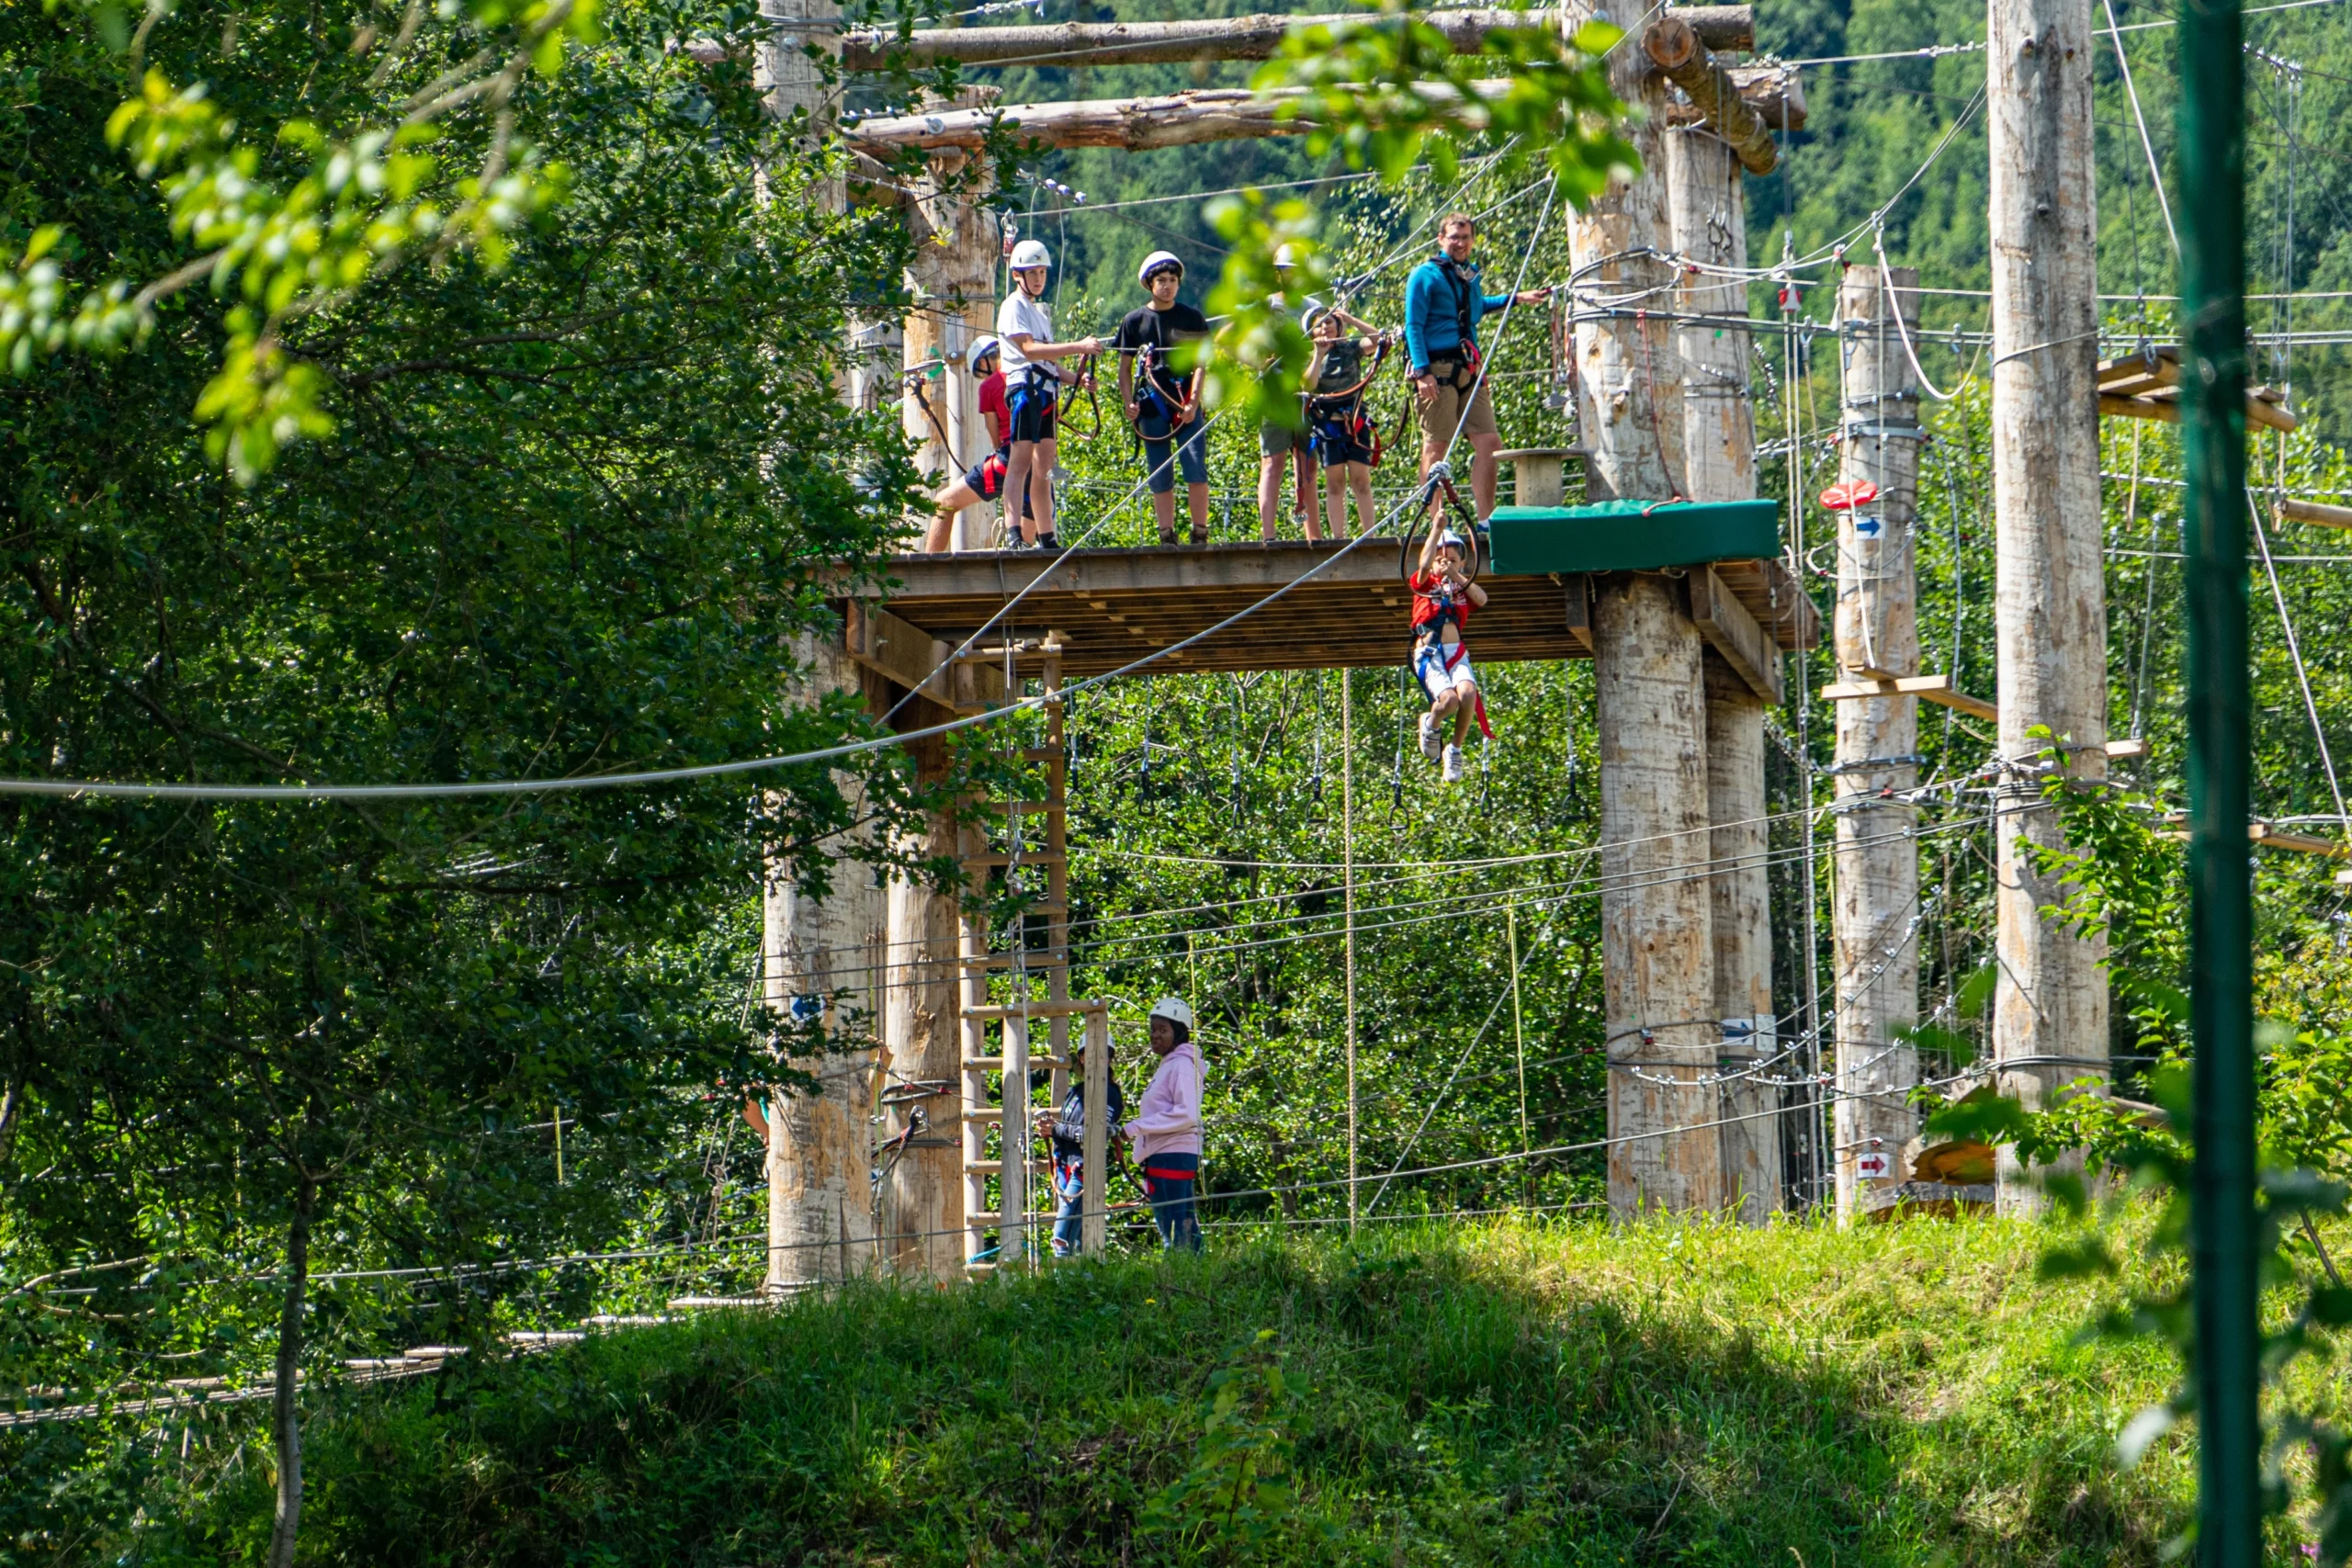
top-left (847, 541), bottom-right (1818, 681)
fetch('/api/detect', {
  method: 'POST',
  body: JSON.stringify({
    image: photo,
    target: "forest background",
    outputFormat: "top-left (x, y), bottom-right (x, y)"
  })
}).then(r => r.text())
top-left (6, 0), bottom-right (2352, 1558)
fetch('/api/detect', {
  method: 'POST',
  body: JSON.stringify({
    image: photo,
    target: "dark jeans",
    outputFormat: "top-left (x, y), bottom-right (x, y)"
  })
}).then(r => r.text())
top-left (1141, 1149), bottom-right (1203, 1253)
top-left (1050, 1153), bottom-right (1086, 1258)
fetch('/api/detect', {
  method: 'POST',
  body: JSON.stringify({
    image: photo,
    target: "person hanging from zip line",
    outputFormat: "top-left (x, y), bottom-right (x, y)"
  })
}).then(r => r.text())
top-left (996, 238), bottom-right (1103, 553)
top-left (1302, 304), bottom-right (1391, 540)
top-left (1122, 996), bottom-right (1204, 1253)
top-left (1408, 504), bottom-right (1491, 784)
top-left (1112, 250), bottom-right (1213, 547)
top-left (922, 335), bottom-right (1034, 553)
top-left (1255, 243), bottom-right (1324, 544)
top-left (1030, 1024), bottom-right (1127, 1259)
top-left (1405, 213), bottom-right (1552, 530)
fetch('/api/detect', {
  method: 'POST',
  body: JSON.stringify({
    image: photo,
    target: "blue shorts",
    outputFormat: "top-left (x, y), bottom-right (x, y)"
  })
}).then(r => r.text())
top-left (1141, 409), bottom-right (1210, 494)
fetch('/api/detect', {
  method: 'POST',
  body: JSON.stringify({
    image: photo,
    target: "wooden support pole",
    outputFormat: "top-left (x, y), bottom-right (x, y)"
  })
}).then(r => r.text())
top-left (897, 92), bottom-right (1002, 552)
top-left (1342, 671), bottom-right (1359, 1235)
top-left (841, 6), bottom-right (1755, 69)
top-left (1831, 265), bottom-right (1923, 1224)
top-left (1080, 1007), bottom-right (1109, 1255)
top-left (1665, 123), bottom-right (1777, 1222)
top-left (1569, 0), bottom-right (1722, 1218)
top-left (1644, 16), bottom-right (1780, 175)
top-left (761, 0), bottom-right (876, 1294)
top-left (1990, 0), bottom-right (2108, 1211)
top-left (880, 728), bottom-right (964, 1284)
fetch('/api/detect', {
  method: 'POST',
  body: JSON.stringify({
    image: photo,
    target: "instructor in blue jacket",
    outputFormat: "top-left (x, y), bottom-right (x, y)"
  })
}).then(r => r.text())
top-left (1405, 212), bottom-right (1552, 526)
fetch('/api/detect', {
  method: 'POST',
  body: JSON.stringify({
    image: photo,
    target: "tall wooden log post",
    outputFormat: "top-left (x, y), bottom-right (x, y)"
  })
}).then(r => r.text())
top-left (900, 91), bottom-right (1003, 553)
top-left (760, 0), bottom-right (886, 1290)
top-left (879, 727), bottom-right (965, 1282)
top-left (1989, 0), bottom-right (2108, 1211)
top-left (1831, 265), bottom-right (1923, 1223)
top-left (1664, 119), bottom-right (1780, 1223)
top-left (1570, 1), bottom-right (1720, 1217)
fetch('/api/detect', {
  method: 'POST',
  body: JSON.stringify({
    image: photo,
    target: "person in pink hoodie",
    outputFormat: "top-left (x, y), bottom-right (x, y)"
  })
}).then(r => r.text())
top-left (1125, 996), bottom-right (1205, 1252)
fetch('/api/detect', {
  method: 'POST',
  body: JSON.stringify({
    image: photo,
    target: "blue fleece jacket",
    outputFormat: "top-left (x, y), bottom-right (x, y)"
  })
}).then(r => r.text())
top-left (1404, 256), bottom-right (1511, 373)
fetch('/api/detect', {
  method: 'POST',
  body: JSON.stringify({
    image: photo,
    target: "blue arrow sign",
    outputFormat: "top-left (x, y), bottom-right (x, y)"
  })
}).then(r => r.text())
top-left (1852, 513), bottom-right (1885, 539)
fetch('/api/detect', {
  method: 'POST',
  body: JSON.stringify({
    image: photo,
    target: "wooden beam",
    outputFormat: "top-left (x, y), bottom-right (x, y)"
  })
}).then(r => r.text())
top-left (2248, 822), bottom-right (2348, 858)
top-left (1663, 65), bottom-right (1804, 132)
top-left (1644, 16), bottom-right (1777, 175)
top-left (2096, 346), bottom-right (2297, 433)
top-left (1688, 566), bottom-right (1784, 704)
top-left (2279, 496), bottom-right (2352, 529)
top-left (1563, 573), bottom-right (1594, 656)
top-left (844, 72), bottom-right (1804, 153)
top-left (1818, 671), bottom-right (1996, 722)
top-left (842, 602), bottom-right (1005, 714)
top-left (840, 6), bottom-right (1754, 69)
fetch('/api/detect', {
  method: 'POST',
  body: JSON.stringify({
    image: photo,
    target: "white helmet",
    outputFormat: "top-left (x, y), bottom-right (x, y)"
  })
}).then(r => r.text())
top-left (1148, 996), bottom-right (1195, 1032)
top-left (1435, 530), bottom-right (1470, 553)
top-left (1137, 249), bottom-right (1184, 287)
top-left (967, 335), bottom-right (1001, 368)
top-left (1272, 243), bottom-right (1300, 270)
top-left (1009, 238), bottom-right (1052, 271)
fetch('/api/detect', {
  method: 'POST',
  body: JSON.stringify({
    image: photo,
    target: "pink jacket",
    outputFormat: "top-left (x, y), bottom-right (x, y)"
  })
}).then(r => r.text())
top-left (1125, 1039), bottom-right (1204, 1162)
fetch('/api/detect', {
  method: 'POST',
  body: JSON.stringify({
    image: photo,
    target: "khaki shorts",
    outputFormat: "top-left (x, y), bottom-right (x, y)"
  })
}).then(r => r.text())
top-left (1416, 357), bottom-right (1497, 445)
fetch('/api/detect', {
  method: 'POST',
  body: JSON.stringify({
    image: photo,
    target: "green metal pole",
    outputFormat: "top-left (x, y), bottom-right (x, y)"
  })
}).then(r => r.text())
top-left (2178, 0), bottom-right (2258, 1558)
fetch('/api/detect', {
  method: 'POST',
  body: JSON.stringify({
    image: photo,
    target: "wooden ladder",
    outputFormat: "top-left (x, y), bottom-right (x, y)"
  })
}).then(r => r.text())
top-left (956, 637), bottom-right (1109, 1270)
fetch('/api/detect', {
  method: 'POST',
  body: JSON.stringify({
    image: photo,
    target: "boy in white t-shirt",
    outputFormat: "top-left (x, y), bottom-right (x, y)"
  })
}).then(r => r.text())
top-left (997, 239), bottom-right (1102, 551)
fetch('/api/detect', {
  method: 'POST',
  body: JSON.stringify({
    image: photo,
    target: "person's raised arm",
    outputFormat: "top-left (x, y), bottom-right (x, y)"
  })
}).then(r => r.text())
top-left (1417, 505), bottom-right (1446, 575)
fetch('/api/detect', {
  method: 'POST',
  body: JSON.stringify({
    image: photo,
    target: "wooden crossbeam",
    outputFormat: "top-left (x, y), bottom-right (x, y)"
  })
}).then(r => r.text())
top-left (1644, 17), bottom-right (1778, 175)
top-left (843, 72), bottom-right (1804, 153)
top-left (1818, 671), bottom-right (1996, 722)
top-left (2165, 821), bottom-right (2347, 858)
top-left (2279, 497), bottom-right (2352, 529)
top-left (839, 6), bottom-right (1755, 69)
top-left (1689, 565), bottom-right (1784, 703)
top-left (2094, 346), bottom-right (2297, 434)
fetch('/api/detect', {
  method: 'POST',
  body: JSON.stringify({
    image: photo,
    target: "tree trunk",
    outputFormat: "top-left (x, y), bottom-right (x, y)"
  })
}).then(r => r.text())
top-left (881, 731), bottom-right (964, 1283)
top-left (1832, 265), bottom-right (1924, 1223)
top-left (0, 1074), bottom-right (23, 1170)
top-left (839, 7), bottom-right (1756, 70)
top-left (764, 637), bottom-right (888, 1290)
top-left (1664, 125), bottom-right (1779, 1221)
top-left (1988, 0), bottom-right (2108, 1211)
top-left (899, 116), bottom-right (1002, 551)
top-left (266, 1169), bottom-right (317, 1568)
top-left (1570, 0), bottom-right (1718, 1216)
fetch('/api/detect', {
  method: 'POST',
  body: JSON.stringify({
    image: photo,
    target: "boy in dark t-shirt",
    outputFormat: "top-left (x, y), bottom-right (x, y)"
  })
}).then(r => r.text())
top-left (1033, 1063), bottom-right (1128, 1258)
top-left (1114, 251), bottom-right (1213, 546)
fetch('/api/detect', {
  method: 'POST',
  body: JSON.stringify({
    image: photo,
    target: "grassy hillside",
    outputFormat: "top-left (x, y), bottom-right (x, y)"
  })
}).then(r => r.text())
top-left (132, 1214), bottom-right (2268, 1566)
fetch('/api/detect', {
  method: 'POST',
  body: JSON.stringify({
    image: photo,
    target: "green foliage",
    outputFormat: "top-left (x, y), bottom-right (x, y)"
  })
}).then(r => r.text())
top-left (1143, 1327), bottom-right (1320, 1558)
top-left (1933, 1073), bottom-right (2352, 1565)
top-left (79, 1220), bottom-right (2226, 1562)
top-left (1186, 5), bottom-right (1628, 434)
top-left (6, 0), bottom-right (602, 479)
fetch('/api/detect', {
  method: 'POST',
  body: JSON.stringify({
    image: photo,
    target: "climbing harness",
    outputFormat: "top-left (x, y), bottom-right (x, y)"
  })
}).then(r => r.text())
top-left (1305, 333), bottom-right (1394, 469)
top-left (903, 363), bottom-right (957, 466)
top-left (1064, 352), bottom-right (1103, 442)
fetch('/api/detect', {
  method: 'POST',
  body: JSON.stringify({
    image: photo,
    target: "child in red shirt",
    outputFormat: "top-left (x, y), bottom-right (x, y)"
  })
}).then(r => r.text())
top-left (922, 340), bottom-right (1034, 552)
top-left (1408, 509), bottom-right (1489, 783)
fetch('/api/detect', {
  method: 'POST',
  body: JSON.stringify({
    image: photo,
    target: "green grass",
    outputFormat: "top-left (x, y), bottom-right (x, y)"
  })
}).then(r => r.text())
top-left (175, 1214), bottom-right (2217, 1565)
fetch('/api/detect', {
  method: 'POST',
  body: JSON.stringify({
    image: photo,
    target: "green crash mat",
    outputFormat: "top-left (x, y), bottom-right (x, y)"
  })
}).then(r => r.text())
top-left (1485, 497), bottom-right (1782, 575)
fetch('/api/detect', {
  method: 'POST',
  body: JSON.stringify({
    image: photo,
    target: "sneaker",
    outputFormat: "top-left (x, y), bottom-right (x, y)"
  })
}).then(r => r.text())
top-left (1419, 711), bottom-right (1442, 763)
top-left (1442, 743), bottom-right (1465, 783)
top-left (1034, 532), bottom-right (1064, 553)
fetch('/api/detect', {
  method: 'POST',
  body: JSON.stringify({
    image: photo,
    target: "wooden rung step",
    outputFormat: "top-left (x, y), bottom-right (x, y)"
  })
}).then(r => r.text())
top-left (966, 1211), bottom-right (1007, 1226)
top-left (963, 1160), bottom-right (1052, 1176)
top-left (961, 1000), bottom-right (1105, 1021)
top-left (1020, 747), bottom-right (1065, 762)
top-left (963, 1055), bottom-right (1073, 1073)
top-left (961, 1108), bottom-right (1004, 1122)
top-left (989, 800), bottom-right (1057, 815)
top-left (959, 950), bottom-right (1069, 970)
top-left (961, 852), bottom-right (1068, 868)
